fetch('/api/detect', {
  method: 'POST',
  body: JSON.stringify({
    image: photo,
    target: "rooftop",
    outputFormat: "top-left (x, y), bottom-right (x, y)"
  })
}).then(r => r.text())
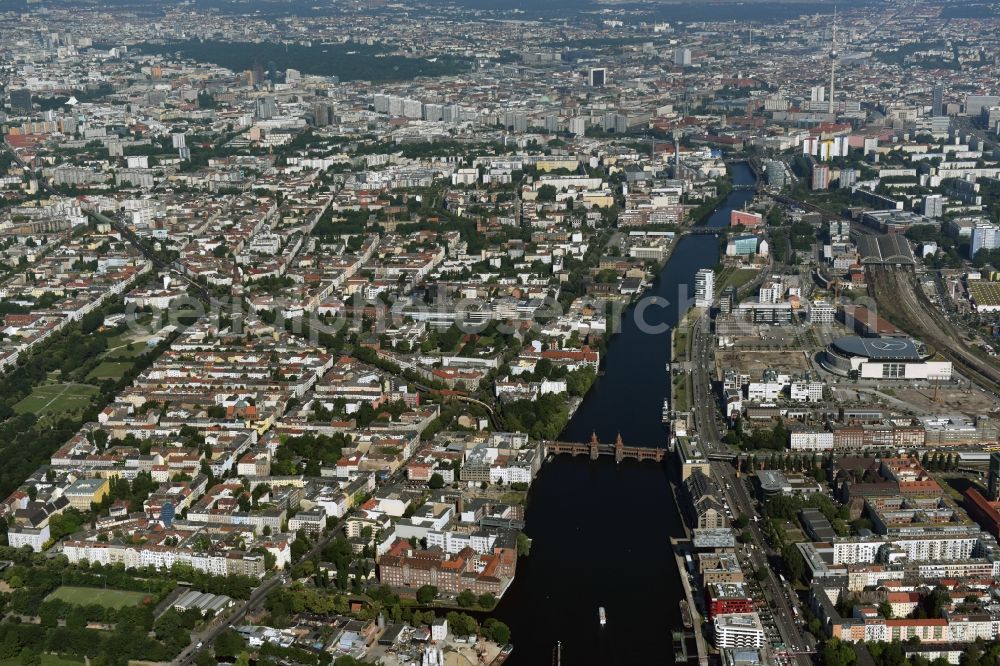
top-left (830, 336), bottom-right (921, 361)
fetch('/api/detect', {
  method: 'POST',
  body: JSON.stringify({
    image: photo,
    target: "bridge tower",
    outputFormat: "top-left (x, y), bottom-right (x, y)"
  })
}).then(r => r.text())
top-left (614, 432), bottom-right (624, 463)
top-left (589, 431), bottom-right (600, 461)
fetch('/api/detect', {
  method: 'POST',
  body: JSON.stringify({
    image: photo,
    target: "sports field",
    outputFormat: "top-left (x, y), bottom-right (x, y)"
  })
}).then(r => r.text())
top-left (14, 383), bottom-right (99, 419)
top-left (45, 586), bottom-right (148, 609)
top-left (87, 361), bottom-right (133, 381)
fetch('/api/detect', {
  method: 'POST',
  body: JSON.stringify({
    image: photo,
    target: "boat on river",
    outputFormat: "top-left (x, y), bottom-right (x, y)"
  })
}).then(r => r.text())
top-left (599, 606), bottom-right (607, 626)
top-left (679, 600), bottom-right (693, 629)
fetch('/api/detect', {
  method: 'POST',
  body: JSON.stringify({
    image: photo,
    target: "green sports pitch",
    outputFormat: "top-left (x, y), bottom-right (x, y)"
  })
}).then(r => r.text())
top-left (14, 383), bottom-right (98, 419)
top-left (45, 586), bottom-right (149, 609)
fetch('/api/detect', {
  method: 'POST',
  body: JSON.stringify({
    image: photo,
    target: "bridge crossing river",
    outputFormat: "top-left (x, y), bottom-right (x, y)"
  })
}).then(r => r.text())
top-left (547, 433), bottom-right (666, 463)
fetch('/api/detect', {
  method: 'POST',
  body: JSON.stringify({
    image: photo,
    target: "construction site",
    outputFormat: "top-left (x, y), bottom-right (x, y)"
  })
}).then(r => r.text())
top-left (716, 348), bottom-right (814, 378)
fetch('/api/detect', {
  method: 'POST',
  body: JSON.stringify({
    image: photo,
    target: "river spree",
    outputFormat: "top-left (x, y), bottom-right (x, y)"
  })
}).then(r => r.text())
top-left (493, 163), bottom-right (756, 665)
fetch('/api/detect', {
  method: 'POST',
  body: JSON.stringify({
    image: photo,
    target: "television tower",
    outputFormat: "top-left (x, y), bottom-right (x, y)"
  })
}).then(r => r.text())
top-left (673, 130), bottom-right (681, 178)
top-left (829, 9), bottom-right (838, 116)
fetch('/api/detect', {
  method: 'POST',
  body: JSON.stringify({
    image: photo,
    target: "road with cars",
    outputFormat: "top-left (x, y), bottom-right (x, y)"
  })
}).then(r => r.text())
top-left (713, 462), bottom-right (815, 666)
top-left (689, 311), bottom-right (725, 454)
top-left (174, 574), bottom-right (284, 665)
top-left (684, 307), bottom-right (814, 662)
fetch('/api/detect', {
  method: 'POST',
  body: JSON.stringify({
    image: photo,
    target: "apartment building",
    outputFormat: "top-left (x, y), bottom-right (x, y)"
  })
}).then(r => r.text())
top-left (714, 613), bottom-right (766, 649)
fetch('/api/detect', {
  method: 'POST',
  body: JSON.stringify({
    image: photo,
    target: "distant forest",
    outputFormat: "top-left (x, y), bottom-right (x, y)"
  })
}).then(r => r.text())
top-left (133, 39), bottom-right (470, 83)
top-left (940, 2), bottom-right (999, 19)
top-left (426, 0), bottom-right (868, 22)
top-left (0, 0), bottom-right (879, 23)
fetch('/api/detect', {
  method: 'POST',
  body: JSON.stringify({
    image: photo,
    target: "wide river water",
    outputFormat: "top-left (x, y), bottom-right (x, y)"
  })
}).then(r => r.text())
top-left (493, 162), bottom-right (757, 665)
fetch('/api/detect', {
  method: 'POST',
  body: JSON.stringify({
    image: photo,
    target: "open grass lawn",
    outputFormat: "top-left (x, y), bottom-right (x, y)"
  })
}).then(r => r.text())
top-left (673, 330), bottom-right (688, 363)
top-left (500, 491), bottom-right (527, 506)
top-left (14, 383), bottom-right (99, 419)
top-left (46, 586), bottom-right (149, 609)
top-left (103, 331), bottom-right (149, 358)
top-left (717, 267), bottom-right (760, 294)
top-left (672, 376), bottom-right (689, 412)
top-left (784, 527), bottom-right (807, 543)
top-left (104, 342), bottom-right (146, 359)
top-left (105, 346), bottom-right (146, 359)
top-left (0, 655), bottom-right (84, 666)
top-left (86, 360), bottom-right (133, 381)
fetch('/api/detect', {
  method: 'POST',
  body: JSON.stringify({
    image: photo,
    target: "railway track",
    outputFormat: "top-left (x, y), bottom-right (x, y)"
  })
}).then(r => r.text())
top-left (867, 265), bottom-right (1000, 395)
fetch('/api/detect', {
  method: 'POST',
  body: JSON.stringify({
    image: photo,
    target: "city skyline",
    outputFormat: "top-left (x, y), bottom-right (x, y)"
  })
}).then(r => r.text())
top-left (0, 1), bottom-right (998, 665)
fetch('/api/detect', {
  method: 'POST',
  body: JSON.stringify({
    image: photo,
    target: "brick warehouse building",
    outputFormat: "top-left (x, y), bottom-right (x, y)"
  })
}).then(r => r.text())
top-left (377, 539), bottom-right (516, 597)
